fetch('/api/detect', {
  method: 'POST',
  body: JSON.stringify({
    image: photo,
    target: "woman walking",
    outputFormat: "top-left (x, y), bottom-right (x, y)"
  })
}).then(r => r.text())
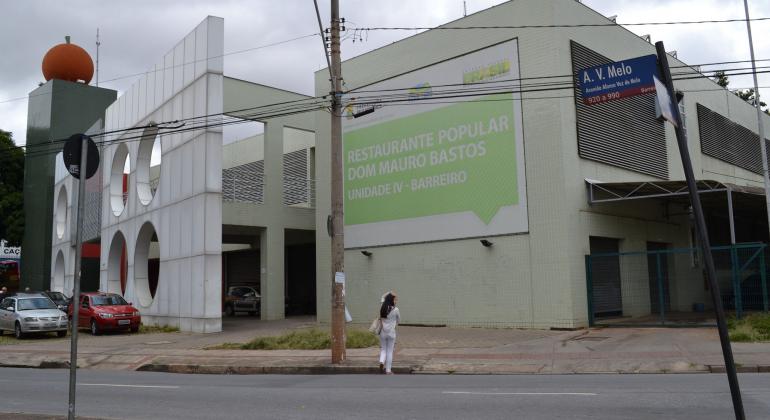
top-left (378, 292), bottom-right (400, 374)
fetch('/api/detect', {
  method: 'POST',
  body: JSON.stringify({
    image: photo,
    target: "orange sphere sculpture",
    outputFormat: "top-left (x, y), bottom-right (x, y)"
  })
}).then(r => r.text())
top-left (42, 36), bottom-right (94, 84)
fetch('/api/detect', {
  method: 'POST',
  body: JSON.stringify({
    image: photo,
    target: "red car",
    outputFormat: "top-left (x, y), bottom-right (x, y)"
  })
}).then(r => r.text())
top-left (68, 292), bottom-right (141, 335)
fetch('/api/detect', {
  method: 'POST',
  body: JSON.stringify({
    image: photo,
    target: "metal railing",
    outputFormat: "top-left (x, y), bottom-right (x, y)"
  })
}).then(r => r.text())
top-left (221, 170), bottom-right (317, 208)
top-left (222, 169), bottom-right (264, 204)
top-left (283, 175), bottom-right (316, 208)
top-left (586, 243), bottom-right (769, 327)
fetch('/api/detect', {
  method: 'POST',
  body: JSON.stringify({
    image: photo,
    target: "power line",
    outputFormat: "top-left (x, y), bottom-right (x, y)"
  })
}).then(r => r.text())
top-left (14, 102), bottom-right (330, 160)
top-left (0, 33), bottom-right (320, 105)
top-left (356, 16), bottom-right (770, 32)
top-left (342, 67), bottom-right (770, 105)
top-left (8, 65), bottom-right (770, 157)
top-left (17, 94), bottom-right (330, 152)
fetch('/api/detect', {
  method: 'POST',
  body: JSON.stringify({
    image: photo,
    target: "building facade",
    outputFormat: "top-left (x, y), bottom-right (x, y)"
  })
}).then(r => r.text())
top-left (44, 0), bottom-right (770, 332)
top-left (315, 0), bottom-right (770, 329)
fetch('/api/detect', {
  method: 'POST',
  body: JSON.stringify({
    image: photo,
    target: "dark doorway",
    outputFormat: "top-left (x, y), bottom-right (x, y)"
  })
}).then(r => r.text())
top-left (590, 236), bottom-right (622, 317)
top-left (285, 229), bottom-right (316, 317)
top-left (647, 242), bottom-right (671, 314)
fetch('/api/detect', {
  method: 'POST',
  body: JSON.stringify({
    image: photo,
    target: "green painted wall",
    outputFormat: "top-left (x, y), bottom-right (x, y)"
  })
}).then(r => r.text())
top-left (21, 79), bottom-right (115, 291)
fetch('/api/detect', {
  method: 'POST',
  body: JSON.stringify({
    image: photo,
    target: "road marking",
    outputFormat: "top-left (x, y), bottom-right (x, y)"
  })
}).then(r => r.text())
top-left (442, 391), bottom-right (597, 396)
top-left (81, 383), bottom-right (179, 389)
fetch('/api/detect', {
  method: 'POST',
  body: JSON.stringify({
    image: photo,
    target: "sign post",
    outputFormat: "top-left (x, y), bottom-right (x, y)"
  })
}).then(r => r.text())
top-left (62, 133), bottom-right (99, 420)
top-left (654, 42), bottom-right (745, 420)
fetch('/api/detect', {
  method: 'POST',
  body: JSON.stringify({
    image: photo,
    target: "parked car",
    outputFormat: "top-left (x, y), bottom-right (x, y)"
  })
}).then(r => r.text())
top-left (224, 286), bottom-right (260, 316)
top-left (68, 292), bottom-right (141, 335)
top-left (0, 293), bottom-right (68, 338)
top-left (42, 291), bottom-right (71, 312)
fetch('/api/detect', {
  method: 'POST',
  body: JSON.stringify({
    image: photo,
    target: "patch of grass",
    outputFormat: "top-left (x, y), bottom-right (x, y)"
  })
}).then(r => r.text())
top-left (207, 328), bottom-right (380, 350)
top-left (138, 324), bottom-right (180, 334)
top-left (728, 313), bottom-right (770, 343)
top-left (347, 329), bottom-right (381, 348)
top-left (0, 334), bottom-right (19, 345)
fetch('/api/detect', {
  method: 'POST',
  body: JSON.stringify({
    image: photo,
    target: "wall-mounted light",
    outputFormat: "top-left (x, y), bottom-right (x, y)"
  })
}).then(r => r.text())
top-left (361, 250), bottom-right (373, 257)
top-left (480, 239), bottom-right (493, 248)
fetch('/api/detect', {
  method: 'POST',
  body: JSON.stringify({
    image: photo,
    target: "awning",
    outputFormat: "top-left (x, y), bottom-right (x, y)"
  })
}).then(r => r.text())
top-left (586, 179), bottom-right (764, 205)
top-left (585, 179), bottom-right (767, 244)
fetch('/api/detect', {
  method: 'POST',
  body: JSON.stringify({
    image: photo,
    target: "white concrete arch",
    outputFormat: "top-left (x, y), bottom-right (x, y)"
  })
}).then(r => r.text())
top-left (99, 16), bottom-right (223, 332)
top-left (53, 250), bottom-right (65, 292)
top-left (106, 230), bottom-right (128, 295)
top-left (110, 143), bottom-right (130, 216)
top-left (134, 221), bottom-right (159, 309)
top-left (136, 124), bottom-right (161, 206)
top-left (54, 185), bottom-right (68, 240)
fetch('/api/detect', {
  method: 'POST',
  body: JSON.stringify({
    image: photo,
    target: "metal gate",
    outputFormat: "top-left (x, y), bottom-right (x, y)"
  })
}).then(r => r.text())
top-left (586, 243), bottom-right (769, 327)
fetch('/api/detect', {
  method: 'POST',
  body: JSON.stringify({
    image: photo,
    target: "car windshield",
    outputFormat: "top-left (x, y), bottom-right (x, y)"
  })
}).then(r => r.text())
top-left (91, 295), bottom-right (128, 306)
top-left (18, 298), bottom-right (57, 311)
top-left (48, 292), bottom-right (66, 301)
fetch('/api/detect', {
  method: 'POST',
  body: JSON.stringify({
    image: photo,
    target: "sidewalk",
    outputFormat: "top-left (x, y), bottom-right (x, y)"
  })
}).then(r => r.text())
top-left (2, 317), bottom-right (770, 375)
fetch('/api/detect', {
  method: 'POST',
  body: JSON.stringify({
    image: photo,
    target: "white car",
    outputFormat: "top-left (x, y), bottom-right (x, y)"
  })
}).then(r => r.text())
top-left (0, 293), bottom-right (68, 338)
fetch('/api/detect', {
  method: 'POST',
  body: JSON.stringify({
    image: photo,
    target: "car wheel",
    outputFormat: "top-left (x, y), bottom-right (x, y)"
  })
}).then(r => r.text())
top-left (225, 305), bottom-right (235, 317)
top-left (130, 326), bottom-right (139, 333)
top-left (56, 330), bottom-right (67, 338)
top-left (90, 319), bottom-right (101, 336)
top-left (14, 322), bottom-right (24, 339)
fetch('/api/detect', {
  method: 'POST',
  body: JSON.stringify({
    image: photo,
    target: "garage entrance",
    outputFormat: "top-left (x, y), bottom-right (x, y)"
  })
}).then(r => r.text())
top-left (222, 226), bottom-right (260, 320)
top-left (221, 226), bottom-right (316, 323)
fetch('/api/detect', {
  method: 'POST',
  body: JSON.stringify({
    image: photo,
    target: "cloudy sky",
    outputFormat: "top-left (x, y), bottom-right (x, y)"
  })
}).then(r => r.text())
top-left (1, 0), bottom-right (769, 146)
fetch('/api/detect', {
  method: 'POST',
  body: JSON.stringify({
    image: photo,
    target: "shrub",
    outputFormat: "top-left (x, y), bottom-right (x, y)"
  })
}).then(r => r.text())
top-left (730, 331), bottom-right (753, 342)
top-left (208, 328), bottom-right (380, 350)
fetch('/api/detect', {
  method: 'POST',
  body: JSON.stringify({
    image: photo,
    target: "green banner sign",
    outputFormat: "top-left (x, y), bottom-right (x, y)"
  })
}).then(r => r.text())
top-left (344, 93), bottom-right (519, 226)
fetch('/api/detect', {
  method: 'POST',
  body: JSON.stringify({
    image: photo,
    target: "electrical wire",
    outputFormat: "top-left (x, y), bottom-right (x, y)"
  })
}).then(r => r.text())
top-left (6, 64), bottom-right (770, 157)
top-left (0, 33), bottom-right (320, 106)
top-left (15, 102), bottom-right (331, 160)
top-left (357, 16), bottom-right (770, 32)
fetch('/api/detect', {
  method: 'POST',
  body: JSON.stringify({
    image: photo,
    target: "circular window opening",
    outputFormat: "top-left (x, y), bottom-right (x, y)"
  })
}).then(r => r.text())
top-left (137, 125), bottom-right (161, 206)
top-left (109, 143), bottom-right (130, 216)
top-left (53, 251), bottom-right (65, 292)
top-left (107, 231), bottom-right (128, 295)
top-left (134, 222), bottom-right (160, 308)
top-left (55, 186), bottom-right (68, 239)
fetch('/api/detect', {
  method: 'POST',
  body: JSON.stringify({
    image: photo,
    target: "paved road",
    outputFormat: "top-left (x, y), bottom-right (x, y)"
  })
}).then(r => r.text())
top-left (1, 368), bottom-right (769, 420)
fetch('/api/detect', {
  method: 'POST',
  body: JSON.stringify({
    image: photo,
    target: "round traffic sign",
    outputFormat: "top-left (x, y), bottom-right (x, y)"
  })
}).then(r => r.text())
top-left (62, 133), bottom-right (99, 180)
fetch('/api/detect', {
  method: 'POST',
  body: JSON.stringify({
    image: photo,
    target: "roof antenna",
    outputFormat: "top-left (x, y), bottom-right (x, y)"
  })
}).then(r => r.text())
top-left (463, 1), bottom-right (467, 17)
top-left (95, 28), bottom-right (100, 87)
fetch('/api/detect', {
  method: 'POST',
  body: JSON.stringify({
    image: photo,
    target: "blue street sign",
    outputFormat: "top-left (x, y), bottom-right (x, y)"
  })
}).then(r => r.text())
top-left (578, 54), bottom-right (660, 105)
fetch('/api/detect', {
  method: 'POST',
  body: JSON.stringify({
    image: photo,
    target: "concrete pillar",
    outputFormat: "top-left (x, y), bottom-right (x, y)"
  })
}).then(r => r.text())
top-left (260, 226), bottom-right (285, 320)
top-left (259, 121), bottom-right (286, 320)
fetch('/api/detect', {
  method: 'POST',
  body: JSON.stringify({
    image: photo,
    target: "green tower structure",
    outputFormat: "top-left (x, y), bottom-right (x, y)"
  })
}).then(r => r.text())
top-left (21, 79), bottom-right (116, 291)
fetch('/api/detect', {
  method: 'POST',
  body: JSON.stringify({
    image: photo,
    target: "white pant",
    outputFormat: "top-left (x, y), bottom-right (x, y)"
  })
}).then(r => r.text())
top-left (379, 334), bottom-right (396, 373)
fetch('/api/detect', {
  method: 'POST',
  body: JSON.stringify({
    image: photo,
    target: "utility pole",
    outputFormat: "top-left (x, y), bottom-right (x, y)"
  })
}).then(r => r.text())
top-left (329, 0), bottom-right (346, 364)
top-left (742, 0), bottom-right (770, 241)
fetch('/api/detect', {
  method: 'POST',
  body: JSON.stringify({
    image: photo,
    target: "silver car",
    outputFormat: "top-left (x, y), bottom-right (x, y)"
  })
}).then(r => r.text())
top-left (0, 293), bottom-right (68, 339)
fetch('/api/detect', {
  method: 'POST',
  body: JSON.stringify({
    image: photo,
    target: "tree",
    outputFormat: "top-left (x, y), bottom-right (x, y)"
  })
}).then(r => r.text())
top-left (713, 71), bottom-right (729, 88)
top-left (715, 73), bottom-right (770, 115)
top-left (735, 88), bottom-right (766, 108)
top-left (0, 130), bottom-right (24, 246)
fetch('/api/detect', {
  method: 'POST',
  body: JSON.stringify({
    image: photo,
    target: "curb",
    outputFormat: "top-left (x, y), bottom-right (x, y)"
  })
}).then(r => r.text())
top-left (708, 365), bottom-right (770, 373)
top-left (0, 361), bottom-right (70, 370)
top-left (136, 363), bottom-right (415, 375)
